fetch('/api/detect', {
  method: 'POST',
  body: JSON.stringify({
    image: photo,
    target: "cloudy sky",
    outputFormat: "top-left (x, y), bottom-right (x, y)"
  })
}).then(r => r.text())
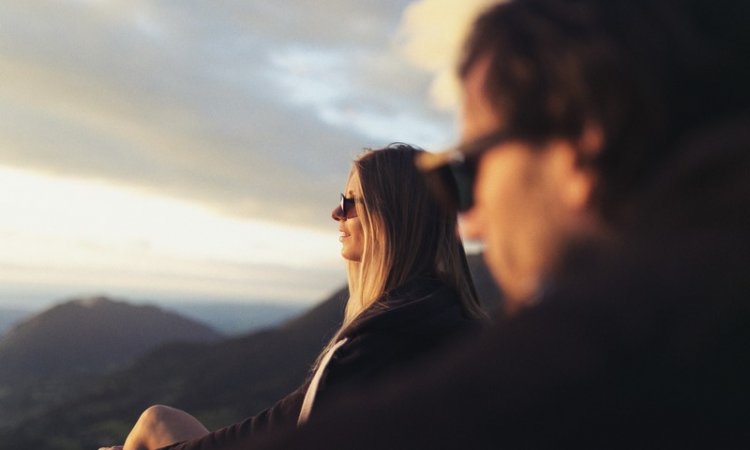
top-left (0, 0), bottom-right (492, 309)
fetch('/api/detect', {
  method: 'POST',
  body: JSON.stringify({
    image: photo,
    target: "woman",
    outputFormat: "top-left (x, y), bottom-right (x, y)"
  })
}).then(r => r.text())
top-left (100, 143), bottom-right (484, 450)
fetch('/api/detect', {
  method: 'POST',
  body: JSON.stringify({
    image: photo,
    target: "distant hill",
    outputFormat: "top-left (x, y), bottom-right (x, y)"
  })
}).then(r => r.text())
top-left (1, 255), bottom-right (500, 449)
top-left (0, 307), bottom-right (33, 337)
top-left (2, 288), bottom-right (349, 448)
top-left (0, 296), bottom-right (222, 383)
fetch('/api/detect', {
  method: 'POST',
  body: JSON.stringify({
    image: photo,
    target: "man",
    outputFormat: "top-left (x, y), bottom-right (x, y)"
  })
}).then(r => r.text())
top-left (418, 0), bottom-right (749, 315)
top-left (184, 0), bottom-right (750, 448)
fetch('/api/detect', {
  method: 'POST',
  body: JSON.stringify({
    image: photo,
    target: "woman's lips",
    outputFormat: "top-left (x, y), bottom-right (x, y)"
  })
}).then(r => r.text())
top-left (339, 231), bottom-right (350, 242)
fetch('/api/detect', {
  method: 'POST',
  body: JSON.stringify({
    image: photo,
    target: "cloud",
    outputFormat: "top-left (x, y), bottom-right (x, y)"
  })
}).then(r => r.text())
top-left (396, 0), bottom-right (498, 110)
top-left (0, 0), bottom-right (459, 231)
top-left (264, 45), bottom-right (453, 148)
top-left (0, 0), bottom-right (458, 230)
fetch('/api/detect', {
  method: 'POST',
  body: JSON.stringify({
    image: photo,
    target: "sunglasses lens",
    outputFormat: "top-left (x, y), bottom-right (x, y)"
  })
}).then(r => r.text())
top-left (345, 200), bottom-right (357, 218)
top-left (335, 194), bottom-right (357, 219)
top-left (422, 161), bottom-right (475, 212)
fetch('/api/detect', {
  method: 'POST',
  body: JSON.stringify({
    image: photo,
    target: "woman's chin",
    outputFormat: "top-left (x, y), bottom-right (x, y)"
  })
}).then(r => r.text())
top-left (341, 249), bottom-right (362, 262)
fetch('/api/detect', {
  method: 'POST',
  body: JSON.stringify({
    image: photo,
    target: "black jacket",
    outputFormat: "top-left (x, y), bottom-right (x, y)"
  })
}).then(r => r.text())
top-left (235, 118), bottom-right (750, 449)
top-left (158, 275), bottom-right (477, 450)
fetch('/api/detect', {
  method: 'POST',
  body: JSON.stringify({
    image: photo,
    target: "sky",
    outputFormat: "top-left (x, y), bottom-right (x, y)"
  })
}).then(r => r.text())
top-left (0, 0), bottom-right (493, 309)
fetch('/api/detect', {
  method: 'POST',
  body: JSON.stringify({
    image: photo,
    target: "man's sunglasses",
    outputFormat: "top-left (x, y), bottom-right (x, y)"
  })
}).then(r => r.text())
top-left (332, 193), bottom-right (358, 220)
top-left (416, 129), bottom-right (512, 212)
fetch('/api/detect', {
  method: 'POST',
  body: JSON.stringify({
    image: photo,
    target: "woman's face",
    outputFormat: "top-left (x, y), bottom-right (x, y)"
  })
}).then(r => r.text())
top-left (334, 170), bottom-right (365, 262)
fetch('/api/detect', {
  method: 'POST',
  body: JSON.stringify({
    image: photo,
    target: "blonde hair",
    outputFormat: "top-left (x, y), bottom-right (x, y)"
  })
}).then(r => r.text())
top-left (341, 143), bottom-right (484, 330)
top-left (341, 170), bottom-right (387, 326)
top-left (311, 144), bottom-right (483, 376)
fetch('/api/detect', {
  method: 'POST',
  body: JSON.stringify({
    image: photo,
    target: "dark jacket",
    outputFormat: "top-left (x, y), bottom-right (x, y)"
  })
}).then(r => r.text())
top-left (158, 275), bottom-right (478, 450)
top-left (235, 118), bottom-right (750, 449)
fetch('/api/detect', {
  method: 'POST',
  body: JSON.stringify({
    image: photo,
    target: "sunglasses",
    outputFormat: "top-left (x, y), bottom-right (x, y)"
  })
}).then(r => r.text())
top-left (332, 193), bottom-right (358, 220)
top-left (416, 129), bottom-right (513, 212)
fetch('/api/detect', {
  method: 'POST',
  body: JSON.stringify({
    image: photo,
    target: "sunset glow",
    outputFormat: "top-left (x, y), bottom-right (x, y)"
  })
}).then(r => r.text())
top-left (0, 166), bottom-right (343, 306)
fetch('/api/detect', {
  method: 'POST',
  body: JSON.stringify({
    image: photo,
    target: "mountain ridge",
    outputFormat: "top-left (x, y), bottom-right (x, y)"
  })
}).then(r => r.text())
top-left (0, 254), bottom-right (500, 449)
top-left (0, 296), bottom-right (222, 383)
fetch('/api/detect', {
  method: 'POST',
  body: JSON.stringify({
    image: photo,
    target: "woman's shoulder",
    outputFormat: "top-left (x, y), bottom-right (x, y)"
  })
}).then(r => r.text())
top-left (317, 277), bottom-right (482, 405)
top-left (343, 275), bottom-right (478, 340)
top-left (323, 278), bottom-right (478, 390)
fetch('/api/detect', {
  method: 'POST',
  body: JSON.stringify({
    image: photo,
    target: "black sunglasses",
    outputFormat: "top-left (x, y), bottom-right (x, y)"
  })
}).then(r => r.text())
top-left (332, 193), bottom-right (358, 220)
top-left (416, 129), bottom-right (512, 212)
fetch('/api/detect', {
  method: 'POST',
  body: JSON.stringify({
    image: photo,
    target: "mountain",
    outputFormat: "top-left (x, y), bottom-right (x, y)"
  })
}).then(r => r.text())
top-left (2, 288), bottom-right (349, 449)
top-left (1, 255), bottom-right (499, 449)
top-left (0, 296), bottom-right (222, 383)
top-left (0, 307), bottom-right (33, 337)
top-left (0, 297), bottom-right (225, 439)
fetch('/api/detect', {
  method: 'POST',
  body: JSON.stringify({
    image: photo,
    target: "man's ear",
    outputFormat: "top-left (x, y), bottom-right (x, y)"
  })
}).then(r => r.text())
top-left (556, 122), bottom-right (603, 211)
top-left (563, 161), bottom-right (596, 211)
top-left (546, 140), bottom-right (597, 212)
top-left (577, 122), bottom-right (604, 160)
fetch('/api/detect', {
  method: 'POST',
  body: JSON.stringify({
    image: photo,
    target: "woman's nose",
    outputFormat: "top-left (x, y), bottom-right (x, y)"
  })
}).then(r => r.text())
top-left (331, 206), bottom-right (344, 221)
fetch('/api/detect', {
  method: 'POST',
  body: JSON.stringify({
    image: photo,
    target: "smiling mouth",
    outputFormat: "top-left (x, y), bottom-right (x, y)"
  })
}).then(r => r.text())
top-left (339, 232), bottom-right (350, 242)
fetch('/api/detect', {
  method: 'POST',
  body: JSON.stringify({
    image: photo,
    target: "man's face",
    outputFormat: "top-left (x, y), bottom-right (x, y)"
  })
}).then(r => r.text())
top-left (459, 58), bottom-right (592, 312)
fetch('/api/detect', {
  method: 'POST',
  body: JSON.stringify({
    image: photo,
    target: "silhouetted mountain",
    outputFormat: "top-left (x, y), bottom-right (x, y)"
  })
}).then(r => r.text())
top-left (1, 256), bottom-right (499, 449)
top-left (0, 307), bottom-right (33, 337)
top-left (0, 296), bottom-right (222, 383)
top-left (2, 288), bottom-right (349, 448)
